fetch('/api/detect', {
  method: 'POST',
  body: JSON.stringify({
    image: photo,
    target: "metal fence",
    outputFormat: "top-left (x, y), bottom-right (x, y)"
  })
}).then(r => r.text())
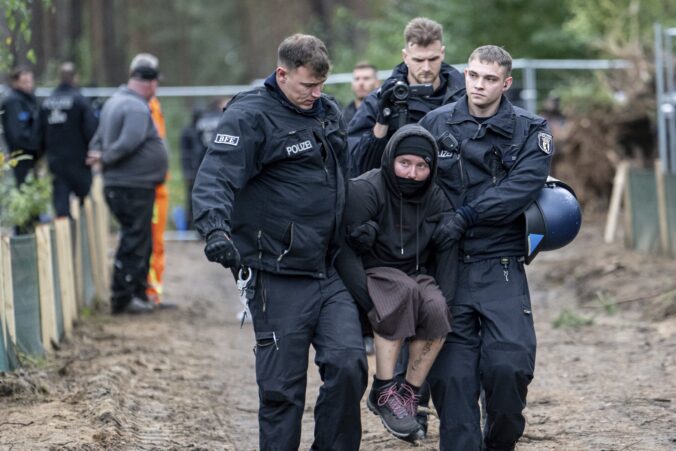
top-left (0, 58), bottom-right (630, 114)
top-left (655, 24), bottom-right (676, 175)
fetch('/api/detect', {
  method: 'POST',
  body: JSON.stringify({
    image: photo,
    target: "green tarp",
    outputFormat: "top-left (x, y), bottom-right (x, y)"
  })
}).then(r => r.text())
top-left (627, 168), bottom-right (659, 253)
top-left (10, 235), bottom-right (44, 357)
top-left (664, 175), bottom-right (676, 256)
top-left (0, 317), bottom-right (9, 371)
top-left (80, 214), bottom-right (96, 306)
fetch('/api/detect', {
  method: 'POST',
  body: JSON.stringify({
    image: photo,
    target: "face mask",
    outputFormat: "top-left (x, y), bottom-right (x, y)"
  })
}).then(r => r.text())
top-left (396, 176), bottom-right (426, 196)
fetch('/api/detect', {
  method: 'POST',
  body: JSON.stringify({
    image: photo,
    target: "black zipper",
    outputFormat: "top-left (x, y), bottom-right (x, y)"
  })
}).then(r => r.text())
top-left (277, 223), bottom-right (294, 263)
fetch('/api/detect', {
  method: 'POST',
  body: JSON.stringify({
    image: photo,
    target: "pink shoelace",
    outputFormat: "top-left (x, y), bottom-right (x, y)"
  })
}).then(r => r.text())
top-left (399, 383), bottom-right (421, 416)
top-left (377, 384), bottom-right (409, 419)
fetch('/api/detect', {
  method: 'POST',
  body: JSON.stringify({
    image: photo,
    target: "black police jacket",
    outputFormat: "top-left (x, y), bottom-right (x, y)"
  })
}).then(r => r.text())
top-left (41, 83), bottom-right (98, 174)
top-left (192, 85), bottom-right (348, 278)
top-left (420, 95), bottom-right (553, 261)
top-left (347, 62), bottom-right (465, 176)
top-left (1, 88), bottom-right (41, 157)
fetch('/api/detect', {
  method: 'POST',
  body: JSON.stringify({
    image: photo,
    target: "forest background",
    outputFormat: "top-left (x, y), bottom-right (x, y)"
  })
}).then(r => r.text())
top-left (1, 0), bottom-right (675, 222)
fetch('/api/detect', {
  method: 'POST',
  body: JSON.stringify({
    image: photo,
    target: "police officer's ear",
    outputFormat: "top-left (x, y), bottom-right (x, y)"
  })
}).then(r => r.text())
top-left (502, 76), bottom-right (513, 92)
top-left (276, 66), bottom-right (288, 84)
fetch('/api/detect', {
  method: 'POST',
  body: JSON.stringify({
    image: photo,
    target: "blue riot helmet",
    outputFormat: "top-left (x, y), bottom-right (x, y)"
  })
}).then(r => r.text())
top-left (524, 176), bottom-right (582, 264)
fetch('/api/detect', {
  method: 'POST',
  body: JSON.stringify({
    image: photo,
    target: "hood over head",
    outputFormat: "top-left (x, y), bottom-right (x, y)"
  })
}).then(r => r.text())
top-left (381, 123), bottom-right (439, 200)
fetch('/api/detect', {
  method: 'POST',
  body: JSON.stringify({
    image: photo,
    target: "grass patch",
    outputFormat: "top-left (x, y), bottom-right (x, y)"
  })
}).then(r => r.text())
top-left (552, 309), bottom-right (594, 329)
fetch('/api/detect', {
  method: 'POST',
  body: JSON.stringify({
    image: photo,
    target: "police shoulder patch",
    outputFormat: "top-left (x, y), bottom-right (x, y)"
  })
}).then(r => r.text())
top-left (214, 134), bottom-right (239, 146)
top-left (537, 132), bottom-right (553, 154)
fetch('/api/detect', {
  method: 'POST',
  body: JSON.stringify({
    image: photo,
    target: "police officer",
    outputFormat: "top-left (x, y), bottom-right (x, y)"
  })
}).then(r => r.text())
top-left (41, 62), bottom-right (98, 217)
top-left (1, 67), bottom-right (41, 187)
top-left (342, 62), bottom-right (380, 126)
top-left (420, 45), bottom-right (554, 451)
top-left (192, 34), bottom-right (367, 451)
top-left (347, 17), bottom-right (465, 176)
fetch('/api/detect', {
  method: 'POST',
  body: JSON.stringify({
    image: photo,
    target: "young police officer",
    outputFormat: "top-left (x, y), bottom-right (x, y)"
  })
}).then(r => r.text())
top-left (192, 34), bottom-right (367, 451)
top-left (420, 45), bottom-right (553, 451)
top-left (347, 17), bottom-right (465, 176)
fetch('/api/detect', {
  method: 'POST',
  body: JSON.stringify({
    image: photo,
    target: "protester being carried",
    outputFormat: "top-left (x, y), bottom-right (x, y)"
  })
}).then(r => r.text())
top-left (336, 123), bottom-right (457, 443)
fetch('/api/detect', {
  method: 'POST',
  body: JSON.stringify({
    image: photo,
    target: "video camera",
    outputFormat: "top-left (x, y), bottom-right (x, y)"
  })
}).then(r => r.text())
top-left (389, 80), bottom-right (434, 129)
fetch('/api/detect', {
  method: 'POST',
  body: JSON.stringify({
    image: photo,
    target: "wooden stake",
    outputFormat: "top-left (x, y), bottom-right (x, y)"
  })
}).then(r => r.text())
top-left (54, 218), bottom-right (76, 336)
top-left (35, 225), bottom-right (58, 351)
top-left (604, 161), bottom-right (630, 243)
top-left (1, 236), bottom-right (16, 344)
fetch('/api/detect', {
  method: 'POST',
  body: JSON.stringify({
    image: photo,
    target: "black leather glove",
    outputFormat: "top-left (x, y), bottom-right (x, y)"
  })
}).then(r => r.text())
top-left (204, 230), bottom-right (241, 269)
top-left (347, 220), bottom-right (379, 254)
top-left (433, 213), bottom-right (469, 251)
top-left (375, 81), bottom-right (397, 125)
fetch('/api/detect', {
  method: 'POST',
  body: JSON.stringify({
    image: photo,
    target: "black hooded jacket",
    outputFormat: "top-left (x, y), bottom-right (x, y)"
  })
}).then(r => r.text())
top-left (346, 62), bottom-right (465, 176)
top-left (335, 124), bottom-right (456, 312)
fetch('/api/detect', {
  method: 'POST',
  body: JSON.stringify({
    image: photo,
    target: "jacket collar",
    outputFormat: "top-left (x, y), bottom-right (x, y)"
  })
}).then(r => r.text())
top-left (263, 72), bottom-right (326, 118)
top-left (448, 94), bottom-right (516, 138)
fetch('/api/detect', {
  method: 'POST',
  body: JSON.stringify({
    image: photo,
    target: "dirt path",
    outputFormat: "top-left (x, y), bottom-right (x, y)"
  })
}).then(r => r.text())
top-left (1, 219), bottom-right (675, 450)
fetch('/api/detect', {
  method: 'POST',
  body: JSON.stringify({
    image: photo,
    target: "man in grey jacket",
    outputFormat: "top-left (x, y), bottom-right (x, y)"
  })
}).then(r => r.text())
top-left (87, 53), bottom-right (168, 314)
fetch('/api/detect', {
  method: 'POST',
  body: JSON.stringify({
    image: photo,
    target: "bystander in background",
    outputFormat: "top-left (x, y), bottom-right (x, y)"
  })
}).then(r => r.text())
top-left (41, 62), bottom-right (98, 217)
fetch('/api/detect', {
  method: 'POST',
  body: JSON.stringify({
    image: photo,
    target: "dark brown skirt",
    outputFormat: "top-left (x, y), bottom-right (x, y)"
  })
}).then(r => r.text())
top-left (365, 266), bottom-right (451, 340)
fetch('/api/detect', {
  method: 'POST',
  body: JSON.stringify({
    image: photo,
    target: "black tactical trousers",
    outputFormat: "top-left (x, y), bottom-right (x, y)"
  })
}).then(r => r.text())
top-left (249, 268), bottom-right (368, 451)
top-left (104, 186), bottom-right (155, 313)
top-left (51, 165), bottom-right (92, 217)
top-left (428, 257), bottom-right (536, 451)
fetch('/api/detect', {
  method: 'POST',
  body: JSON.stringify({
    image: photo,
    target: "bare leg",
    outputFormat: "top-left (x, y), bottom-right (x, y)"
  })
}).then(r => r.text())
top-left (405, 337), bottom-right (445, 387)
top-left (373, 333), bottom-right (405, 380)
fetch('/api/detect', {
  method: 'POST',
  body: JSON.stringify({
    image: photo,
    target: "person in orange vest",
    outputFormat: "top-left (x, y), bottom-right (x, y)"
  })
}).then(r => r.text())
top-left (130, 53), bottom-right (170, 306)
top-left (148, 94), bottom-right (169, 305)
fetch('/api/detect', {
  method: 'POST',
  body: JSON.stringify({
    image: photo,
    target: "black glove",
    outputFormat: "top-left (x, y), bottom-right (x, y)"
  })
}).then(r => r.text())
top-left (204, 230), bottom-right (241, 269)
top-left (375, 81), bottom-right (397, 125)
top-left (433, 213), bottom-right (468, 251)
top-left (347, 220), bottom-right (379, 254)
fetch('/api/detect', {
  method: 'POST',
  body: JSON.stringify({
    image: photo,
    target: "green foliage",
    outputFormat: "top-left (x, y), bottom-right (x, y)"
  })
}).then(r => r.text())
top-left (565, 0), bottom-right (675, 54)
top-left (595, 290), bottom-right (617, 315)
top-left (554, 74), bottom-right (616, 115)
top-left (0, 156), bottom-right (52, 232)
top-left (552, 309), bottom-right (594, 329)
top-left (0, 0), bottom-right (34, 71)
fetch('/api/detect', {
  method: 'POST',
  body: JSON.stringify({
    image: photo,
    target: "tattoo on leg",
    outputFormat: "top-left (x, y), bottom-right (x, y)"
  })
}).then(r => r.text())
top-left (411, 339), bottom-right (435, 372)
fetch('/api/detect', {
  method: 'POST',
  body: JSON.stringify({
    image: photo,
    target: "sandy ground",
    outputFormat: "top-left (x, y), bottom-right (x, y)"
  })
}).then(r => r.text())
top-left (1, 218), bottom-right (675, 450)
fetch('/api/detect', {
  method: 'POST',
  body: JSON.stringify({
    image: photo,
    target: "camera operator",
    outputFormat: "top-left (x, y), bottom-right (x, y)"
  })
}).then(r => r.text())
top-left (347, 17), bottom-right (465, 176)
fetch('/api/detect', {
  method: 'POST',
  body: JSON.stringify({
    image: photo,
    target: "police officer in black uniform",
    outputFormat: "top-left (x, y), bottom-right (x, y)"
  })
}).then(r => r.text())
top-left (1, 67), bottom-right (41, 187)
top-left (192, 34), bottom-right (367, 451)
top-left (41, 62), bottom-right (98, 217)
top-left (347, 17), bottom-right (465, 176)
top-left (420, 45), bottom-right (554, 451)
